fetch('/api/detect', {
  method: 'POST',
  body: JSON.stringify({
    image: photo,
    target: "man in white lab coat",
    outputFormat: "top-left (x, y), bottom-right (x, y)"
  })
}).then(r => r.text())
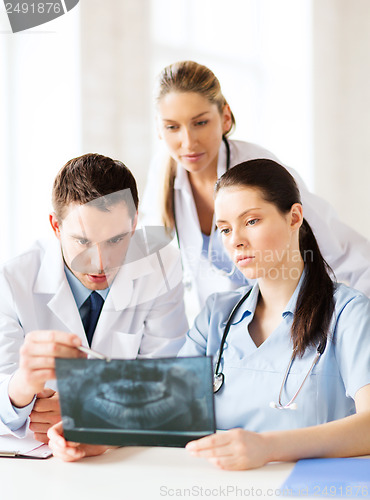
top-left (0, 153), bottom-right (188, 442)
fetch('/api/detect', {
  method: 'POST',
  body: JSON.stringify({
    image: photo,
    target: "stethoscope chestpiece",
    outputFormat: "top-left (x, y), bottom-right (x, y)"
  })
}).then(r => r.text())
top-left (213, 372), bottom-right (224, 393)
top-left (269, 401), bottom-right (298, 410)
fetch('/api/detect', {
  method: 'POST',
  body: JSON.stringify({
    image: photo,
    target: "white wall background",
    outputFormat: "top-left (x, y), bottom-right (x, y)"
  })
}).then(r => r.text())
top-left (0, 6), bottom-right (82, 261)
top-left (1, 0), bottom-right (369, 264)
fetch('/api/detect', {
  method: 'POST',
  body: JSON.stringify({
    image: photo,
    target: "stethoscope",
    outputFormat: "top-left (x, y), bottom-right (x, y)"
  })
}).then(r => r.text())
top-left (213, 288), bottom-right (327, 411)
top-left (173, 136), bottom-right (236, 285)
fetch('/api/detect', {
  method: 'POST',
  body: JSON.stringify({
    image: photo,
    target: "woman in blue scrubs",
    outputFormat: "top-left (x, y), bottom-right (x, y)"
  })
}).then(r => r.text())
top-left (182, 159), bottom-right (370, 469)
top-left (48, 159), bottom-right (370, 468)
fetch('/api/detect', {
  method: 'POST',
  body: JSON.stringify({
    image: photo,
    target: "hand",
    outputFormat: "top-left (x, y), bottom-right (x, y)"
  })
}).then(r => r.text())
top-left (8, 330), bottom-right (84, 408)
top-left (29, 389), bottom-right (61, 444)
top-left (185, 428), bottom-right (270, 470)
top-left (47, 421), bottom-right (109, 462)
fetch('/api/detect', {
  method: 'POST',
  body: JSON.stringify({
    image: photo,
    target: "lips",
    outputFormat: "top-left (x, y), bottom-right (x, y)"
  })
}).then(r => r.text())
top-left (87, 274), bottom-right (108, 283)
top-left (235, 255), bottom-right (255, 265)
top-left (181, 153), bottom-right (205, 162)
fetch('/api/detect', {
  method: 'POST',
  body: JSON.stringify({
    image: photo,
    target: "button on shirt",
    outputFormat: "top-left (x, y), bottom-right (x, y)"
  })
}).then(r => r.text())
top-left (178, 273), bottom-right (370, 432)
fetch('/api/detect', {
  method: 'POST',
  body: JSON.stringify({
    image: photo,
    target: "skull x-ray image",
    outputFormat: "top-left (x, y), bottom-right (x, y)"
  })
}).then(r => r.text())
top-left (56, 357), bottom-right (215, 447)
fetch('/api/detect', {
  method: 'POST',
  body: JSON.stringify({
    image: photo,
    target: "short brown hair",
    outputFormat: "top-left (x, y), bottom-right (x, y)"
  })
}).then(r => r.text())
top-left (52, 153), bottom-right (139, 220)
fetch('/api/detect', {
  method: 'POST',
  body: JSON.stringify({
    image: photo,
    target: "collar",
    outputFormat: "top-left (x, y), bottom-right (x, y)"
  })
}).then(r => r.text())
top-left (228, 268), bottom-right (306, 325)
top-left (174, 161), bottom-right (191, 192)
top-left (226, 281), bottom-right (260, 326)
top-left (64, 265), bottom-right (109, 309)
top-left (282, 268), bottom-right (306, 318)
top-left (34, 238), bottom-right (66, 294)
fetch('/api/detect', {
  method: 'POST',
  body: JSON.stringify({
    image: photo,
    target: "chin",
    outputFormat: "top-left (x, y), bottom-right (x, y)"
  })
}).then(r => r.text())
top-left (237, 267), bottom-right (258, 281)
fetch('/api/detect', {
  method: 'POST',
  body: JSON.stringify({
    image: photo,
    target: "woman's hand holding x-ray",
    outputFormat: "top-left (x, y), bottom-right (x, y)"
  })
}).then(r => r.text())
top-left (48, 421), bottom-right (110, 461)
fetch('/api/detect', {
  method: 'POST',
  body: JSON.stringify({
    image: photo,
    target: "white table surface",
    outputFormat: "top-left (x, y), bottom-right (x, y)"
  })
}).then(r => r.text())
top-left (0, 445), bottom-right (296, 500)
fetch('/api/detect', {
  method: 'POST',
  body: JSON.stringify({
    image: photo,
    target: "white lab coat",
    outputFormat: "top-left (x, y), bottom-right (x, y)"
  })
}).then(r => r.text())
top-left (0, 236), bottom-right (188, 434)
top-left (141, 139), bottom-right (370, 311)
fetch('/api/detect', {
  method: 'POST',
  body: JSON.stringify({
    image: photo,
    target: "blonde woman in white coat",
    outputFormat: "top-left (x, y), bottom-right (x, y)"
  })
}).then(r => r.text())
top-left (141, 61), bottom-right (370, 314)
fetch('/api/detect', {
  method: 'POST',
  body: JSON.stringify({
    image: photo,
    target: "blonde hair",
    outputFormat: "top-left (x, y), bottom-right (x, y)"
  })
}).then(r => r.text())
top-left (154, 61), bottom-right (235, 231)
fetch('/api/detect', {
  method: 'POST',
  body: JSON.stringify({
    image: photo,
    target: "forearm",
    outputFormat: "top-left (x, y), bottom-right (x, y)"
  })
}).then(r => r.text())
top-left (263, 412), bottom-right (370, 463)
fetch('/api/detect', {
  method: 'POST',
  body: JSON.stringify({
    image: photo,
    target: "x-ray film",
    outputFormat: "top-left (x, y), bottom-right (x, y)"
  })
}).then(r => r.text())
top-left (55, 356), bottom-right (215, 447)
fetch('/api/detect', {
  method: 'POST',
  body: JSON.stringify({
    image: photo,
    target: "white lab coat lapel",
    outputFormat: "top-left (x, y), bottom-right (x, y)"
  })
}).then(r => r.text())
top-left (174, 165), bottom-right (202, 278)
top-left (91, 249), bottom-right (155, 353)
top-left (174, 140), bottom-right (228, 281)
top-left (33, 239), bottom-right (85, 340)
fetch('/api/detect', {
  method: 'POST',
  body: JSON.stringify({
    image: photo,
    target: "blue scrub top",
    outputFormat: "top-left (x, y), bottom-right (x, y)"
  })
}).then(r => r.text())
top-left (178, 276), bottom-right (370, 432)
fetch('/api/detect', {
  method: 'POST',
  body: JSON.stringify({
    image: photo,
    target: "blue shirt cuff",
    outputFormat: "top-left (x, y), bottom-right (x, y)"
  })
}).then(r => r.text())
top-left (0, 377), bottom-right (36, 434)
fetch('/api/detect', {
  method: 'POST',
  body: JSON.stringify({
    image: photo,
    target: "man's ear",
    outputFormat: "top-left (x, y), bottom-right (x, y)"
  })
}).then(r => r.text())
top-left (131, 212), bottom-right (138, 234)
top-left (49, 212), bottom-right (62, 240)
top-left (290, 203), bottom-right (303, 231)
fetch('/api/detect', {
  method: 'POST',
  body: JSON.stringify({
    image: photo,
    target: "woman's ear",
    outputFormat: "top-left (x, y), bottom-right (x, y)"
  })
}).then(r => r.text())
top-left (290, 203), bottom-right (303, 231)
top-left (222, 104), bottom-right (233, 135)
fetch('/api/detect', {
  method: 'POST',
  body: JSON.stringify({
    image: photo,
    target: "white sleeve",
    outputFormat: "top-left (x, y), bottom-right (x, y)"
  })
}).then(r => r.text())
top-left (0, 271), bottom-right (33, 434)
top-left (287, 166), bottom-right (370, 297)
top-left (0, 269), bottom-right (24, 381)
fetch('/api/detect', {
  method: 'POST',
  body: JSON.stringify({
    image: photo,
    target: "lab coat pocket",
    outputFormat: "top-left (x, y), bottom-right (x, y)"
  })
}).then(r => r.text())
top-left (110, 327), bottom-right (145, 359)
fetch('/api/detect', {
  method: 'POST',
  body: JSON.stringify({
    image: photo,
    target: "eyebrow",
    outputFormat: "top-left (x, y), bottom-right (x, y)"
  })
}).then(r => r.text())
top-left (162, 111), bottom-right (210, 122)
top-left (70, 232), bottom-right (130, 242)
top-left (216, 208), bottom-right (262, 224)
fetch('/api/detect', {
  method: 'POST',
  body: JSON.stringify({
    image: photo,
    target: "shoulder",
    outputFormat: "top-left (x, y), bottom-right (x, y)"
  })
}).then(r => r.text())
top-left (333, 281), bottom-right (370, 310)
top-left (332, 281), bottom-right (370, 327)
top-left (0, 239), bottom-right (50, 277)
top-left (228, 139), bottom-right (280, 165)
top-left (204, 285), bottom-right (253, 313)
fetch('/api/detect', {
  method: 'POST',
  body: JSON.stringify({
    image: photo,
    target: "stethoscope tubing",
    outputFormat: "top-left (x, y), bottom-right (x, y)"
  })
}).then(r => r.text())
top-left (213, 289), bottom-right (327, 408)
top-left (213, 288), bottom-right (252, 380)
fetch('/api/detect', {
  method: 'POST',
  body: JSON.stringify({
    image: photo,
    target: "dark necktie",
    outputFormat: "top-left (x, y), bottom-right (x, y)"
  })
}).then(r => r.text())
top-left (82, 291), bottom-right (104, 346)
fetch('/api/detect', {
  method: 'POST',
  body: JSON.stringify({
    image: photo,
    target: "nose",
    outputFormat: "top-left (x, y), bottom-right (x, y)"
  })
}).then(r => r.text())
top-left (180, 127), bottom-right (196, 149)
top-left (90, 243), bottom-right (106, 272)
top-left (230, 226), bottom-right (249, 249)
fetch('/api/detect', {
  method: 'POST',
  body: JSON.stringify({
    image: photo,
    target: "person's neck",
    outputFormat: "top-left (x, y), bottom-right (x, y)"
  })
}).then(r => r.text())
top-left (257, 261), bottom-right (304, 314)
top-left (187, 157), bottom-right (218, 187)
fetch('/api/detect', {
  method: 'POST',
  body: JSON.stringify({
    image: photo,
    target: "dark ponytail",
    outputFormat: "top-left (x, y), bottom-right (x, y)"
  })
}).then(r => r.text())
top-left (215, 159), bottom-right (335, 357)
top-left (293, 219), bottom-right (335, 356)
